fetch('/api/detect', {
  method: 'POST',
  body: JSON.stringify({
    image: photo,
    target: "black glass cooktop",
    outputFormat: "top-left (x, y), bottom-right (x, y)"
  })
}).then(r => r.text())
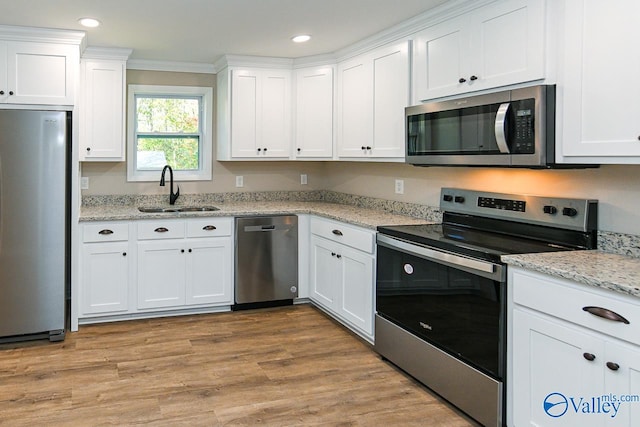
top-left (377, 222), bottom-right (576, 263)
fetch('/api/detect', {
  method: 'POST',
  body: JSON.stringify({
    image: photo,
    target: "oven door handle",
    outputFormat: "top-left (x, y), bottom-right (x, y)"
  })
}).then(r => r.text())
top-left (377, 234), bottom-right (503, 279)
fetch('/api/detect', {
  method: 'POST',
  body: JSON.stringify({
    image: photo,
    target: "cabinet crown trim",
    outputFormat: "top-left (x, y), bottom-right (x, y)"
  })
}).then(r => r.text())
top-left (0, 24), bottom-right (85, 46)
top-left (82, 46), bottom-right (132, 61)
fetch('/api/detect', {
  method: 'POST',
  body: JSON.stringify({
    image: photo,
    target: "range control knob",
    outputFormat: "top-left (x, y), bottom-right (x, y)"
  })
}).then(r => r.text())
top-left (543, 205), bottom-right (558, 215)
top-left (562, 207), bottom-right (578, 217)
top-left (454, 196), bottom-right (465, 203)
top-left (443, 194), bottom-right (453, 202)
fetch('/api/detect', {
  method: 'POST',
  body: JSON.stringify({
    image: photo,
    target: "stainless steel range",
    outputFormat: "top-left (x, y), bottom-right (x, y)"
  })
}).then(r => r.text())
top-left (374, 188), bottom-right (598, 427)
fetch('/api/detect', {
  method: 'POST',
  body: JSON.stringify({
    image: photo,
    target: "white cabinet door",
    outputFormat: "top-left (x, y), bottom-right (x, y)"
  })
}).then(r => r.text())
top-left (336, 56), bottom-right (373, 158)
top-left (294, 66), bottom-right (334, 158)
top-left (559, 0), bottom-right (640, 161)
top-left (414, 0), bottom-right (544, 101)
top-left (80, 59), bottom-right (126, 160)
top-left (185, 238), bottom-right (233, 305)
top-left (339, 245), bottom-right (374, 337)
top-left (80, 242), bottom-right (130, 315)
top-left (512, 309), bottom-right (604, 427)
top-left (231, 69), bottom-right (260, 157)
top-left (309, 235), bottom-right (338, 309)
top-left (603, 341), bottom-right (640, 426)
top-left (261, 70), bottom-right (291, 157)
top-left (5, 42), bottom-right (77, 105)
top-left (372, 41), bottom-right (410, 158)
top-left (137, 240), bottom-right (186, 309)
top-left (0, 43), bottom-right (7, 103)
top-left (230, 68), bottom-right (291, 159)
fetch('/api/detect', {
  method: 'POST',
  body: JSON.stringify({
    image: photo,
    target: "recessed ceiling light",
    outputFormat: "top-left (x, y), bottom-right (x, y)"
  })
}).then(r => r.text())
top-left (292, 35), bottom-right (311, 43)
top-left (78, 18), bottom-right (101, 28)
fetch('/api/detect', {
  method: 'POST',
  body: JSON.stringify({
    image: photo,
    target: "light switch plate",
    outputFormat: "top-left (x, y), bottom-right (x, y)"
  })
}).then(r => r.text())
top-left (395, 179), bottom-right (404, 195)
top-left (80, 177), bottom-right (89, 190)
top-left (300, 174), bottom-right (308, 185)
top-left (236, 176), bottom-right (244, 188)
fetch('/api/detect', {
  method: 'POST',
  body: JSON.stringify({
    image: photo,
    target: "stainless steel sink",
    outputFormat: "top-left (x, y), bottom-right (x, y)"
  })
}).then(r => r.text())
top-left (138, 206), bottom-right (219, 213)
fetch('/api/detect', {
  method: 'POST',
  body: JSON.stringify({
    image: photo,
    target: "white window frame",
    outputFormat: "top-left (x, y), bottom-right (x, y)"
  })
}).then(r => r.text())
top-left (127, 84), bottom-right (213, 182)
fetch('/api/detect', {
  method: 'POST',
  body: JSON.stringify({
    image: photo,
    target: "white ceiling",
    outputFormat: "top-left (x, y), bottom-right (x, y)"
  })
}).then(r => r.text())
top-left (0, 0), bottom-right (449, 64)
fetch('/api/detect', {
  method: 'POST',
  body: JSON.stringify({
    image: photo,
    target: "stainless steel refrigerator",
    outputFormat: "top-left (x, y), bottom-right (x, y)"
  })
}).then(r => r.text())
top-left (0, 110), bottom-right (68, 342)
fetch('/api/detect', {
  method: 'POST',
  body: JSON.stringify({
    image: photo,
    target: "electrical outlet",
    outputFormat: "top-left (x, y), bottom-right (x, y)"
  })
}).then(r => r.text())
top-left (395, 179), bottom-right (404, 195)
top-left (81, 177), bottom-right (89, 190)
top-left (236, 176), bottom-right (244, 188)
top-left (300, 174), bottom-right (308, 185)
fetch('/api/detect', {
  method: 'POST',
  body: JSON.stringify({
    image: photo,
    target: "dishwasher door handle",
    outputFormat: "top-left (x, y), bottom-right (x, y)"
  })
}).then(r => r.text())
top-left (243, 224), bottom-right (288, 232)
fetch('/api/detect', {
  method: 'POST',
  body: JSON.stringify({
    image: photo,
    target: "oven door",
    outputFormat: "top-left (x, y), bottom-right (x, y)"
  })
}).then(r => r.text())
top-left (376, 234), bottom-right (506, 380)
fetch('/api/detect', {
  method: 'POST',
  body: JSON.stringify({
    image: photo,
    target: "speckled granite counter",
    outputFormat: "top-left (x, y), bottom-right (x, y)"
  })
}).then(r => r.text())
top-left (502, 251), bottom-right (640, 298)
top-left (79, 200), bottom-right (433, 230)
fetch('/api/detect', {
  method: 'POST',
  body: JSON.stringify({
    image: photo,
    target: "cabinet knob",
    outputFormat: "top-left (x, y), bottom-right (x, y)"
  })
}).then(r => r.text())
top-left (459, 77), bottom-right (466, 83)
top-left (122, 252), bottom-right (127, 256)
top-left (181, 249), bottom-right (185, 253)
top-left (257, 148), bottom-right (262, 152)
top-left (297, 148), bottom-right (301, 152)
top-left (0, 90), bottom-right (4, 95)
top-left (188, 249), bottom-right (192, 253)
top-left (470, 75), bottom-right (478, 81)
top-left (86, 147), bottom-right (91, 152)
top-left (606, 362), bottom-right (620, 371)
top-left (331, 252), bottom-right (336, 257)
top-left (336, 254), bottom-right (342, 259)
top-left (583, 352), bottom-right (596, 361)
top-left (263, 147), bottom-right (267, 152)
top-left (8, 91), bottom-right (13, 95)
top-left (366, 146), bottom-right (372, 150)
top-left (361, 146), bottom-right (366, 150)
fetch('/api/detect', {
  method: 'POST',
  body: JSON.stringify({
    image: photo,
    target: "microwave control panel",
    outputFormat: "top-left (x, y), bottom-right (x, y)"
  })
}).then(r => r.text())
top-left (510, 98), bottom-right (535, 154)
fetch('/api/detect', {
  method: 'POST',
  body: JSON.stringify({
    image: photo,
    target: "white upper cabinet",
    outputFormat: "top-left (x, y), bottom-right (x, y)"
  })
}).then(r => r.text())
top-left (558, 0), bottom-right (640, 163)
top-left (217, 65), bottom-right (292, 160)
top-left (336, 40), bottom-right (410, 160)
top-left (293, 66), bottom-right (334, 159)
top-left (79, 48), bottom-right (131, 161)
top-left (0, 41), bottom-right (79, 105)
top-left (413, 0), bottom-right (545, 102)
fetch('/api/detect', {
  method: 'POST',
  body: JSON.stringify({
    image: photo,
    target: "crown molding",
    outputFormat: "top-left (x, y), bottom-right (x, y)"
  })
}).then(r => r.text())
top-left (126, 59), bottom-right (216, 74)
top-left (214, 54), bottom-right (295, 71)
top-left (82, 46), bottom-right (133, 61)
top-left (0, 24), bottom-right (85, 46)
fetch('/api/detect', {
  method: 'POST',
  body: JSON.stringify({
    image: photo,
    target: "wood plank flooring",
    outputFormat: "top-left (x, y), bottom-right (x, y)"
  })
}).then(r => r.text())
top-left (0, 305), bottom-right (477, 426)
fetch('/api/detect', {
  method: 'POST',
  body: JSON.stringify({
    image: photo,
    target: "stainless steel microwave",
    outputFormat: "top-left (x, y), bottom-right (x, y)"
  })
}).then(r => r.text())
top-left (405, 85), bottom-right (557, 168)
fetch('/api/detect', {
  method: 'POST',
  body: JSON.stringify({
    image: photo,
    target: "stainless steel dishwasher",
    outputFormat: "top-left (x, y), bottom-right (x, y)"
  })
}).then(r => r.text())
top-left (234, 215), bottom-right (298, 309)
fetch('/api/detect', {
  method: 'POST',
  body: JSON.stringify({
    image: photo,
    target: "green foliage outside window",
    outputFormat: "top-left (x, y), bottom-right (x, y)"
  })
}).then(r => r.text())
top-left (135, 96), bottom-right (201, 170)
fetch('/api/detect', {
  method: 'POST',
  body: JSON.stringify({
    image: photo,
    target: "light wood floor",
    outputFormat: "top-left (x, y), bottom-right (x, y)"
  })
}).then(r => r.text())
top-left (0, 305), bottom-right (477, 426)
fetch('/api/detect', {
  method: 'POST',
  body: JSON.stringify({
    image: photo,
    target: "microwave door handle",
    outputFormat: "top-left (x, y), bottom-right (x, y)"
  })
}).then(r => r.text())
top-left (494, 102), bottom-right (511, 154)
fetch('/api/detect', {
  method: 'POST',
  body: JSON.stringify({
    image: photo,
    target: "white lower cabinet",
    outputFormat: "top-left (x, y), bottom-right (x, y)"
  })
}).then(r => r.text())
top-left (509, 267), bottom-right (640, 427)
top-left (309, 217), bottom-right (375, 342)
top-left (79, 218), bottom-right (233, 323)
top-left (80, 222), bottom-right (131, 316)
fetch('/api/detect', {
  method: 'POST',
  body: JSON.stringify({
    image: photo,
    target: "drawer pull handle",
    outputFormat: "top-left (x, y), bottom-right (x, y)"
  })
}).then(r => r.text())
top-left (98, 229), bottom-right (114, 235)
top-left (606, 362), bottom-right (620, 371)
top-left (202, 225), bottom-right (217, 231)
top-left (154, 227), bottom-right (169, 233)
top-left (332, 229), bottom-right (343, 236)
top-left (582, 306), bottom-right (630, 324)
top-left (583, 352), bottom-right (596, 361)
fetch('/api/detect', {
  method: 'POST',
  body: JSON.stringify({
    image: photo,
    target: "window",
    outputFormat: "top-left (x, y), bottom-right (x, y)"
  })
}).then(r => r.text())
top-left (127, 85), bottom-right (213, 181)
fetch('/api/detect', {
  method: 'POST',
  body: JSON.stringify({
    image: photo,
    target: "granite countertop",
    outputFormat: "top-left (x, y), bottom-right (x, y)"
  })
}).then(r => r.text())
top-left (79, 200), bottom-right (430, 230)
top-left (502, 251), bottom-right (640, 298)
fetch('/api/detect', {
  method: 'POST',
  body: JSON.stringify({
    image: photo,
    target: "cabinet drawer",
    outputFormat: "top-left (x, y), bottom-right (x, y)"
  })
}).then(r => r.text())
top-left (310, 217), bottom-right (374, 254)
top-left (512, 269), bottom-right (640, 346)
top-left (83, 222), bottom-right (129, 243)
top-left (137, 220), bottom-right (185, 240)
top-left (186, 217), bottom-right (232, 238)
